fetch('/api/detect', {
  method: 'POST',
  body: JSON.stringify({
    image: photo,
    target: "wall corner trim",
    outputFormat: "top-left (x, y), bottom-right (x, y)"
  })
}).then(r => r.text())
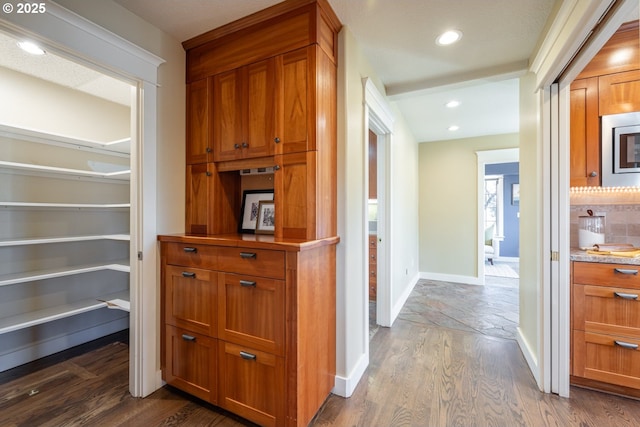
top-left (332, 351), bottom-right (369, 398)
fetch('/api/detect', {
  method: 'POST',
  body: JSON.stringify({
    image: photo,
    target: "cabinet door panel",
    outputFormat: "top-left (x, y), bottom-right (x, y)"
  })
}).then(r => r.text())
top-left (165, 265), bottom-right (217, 336)
top-left (573, 330), bottom-right (640, 390)
top-left (574, 283), bottom-right (640, 337)
top-left (570, 78), bottom-right (599, 187)
top-left (186, 163), bottom-right (210, 234)
top-left (279, 48), bottom-right (310, 154)
top-left (186, 79), bottom-right (211, 164)
top-left (218, 273), bottom-right (285, 355)
top-left (213, 69), bottom-right (244, 161)
top-left (275, 151), bottom-right (315, 239)
top-left (245, 59), bottom-right (276, 158)
top-left (219, 342), bottom-right (285, 427)
top-left (599, 70), bottom-right (640, 116)
top-left (164, 325), bottom-right (217, 404)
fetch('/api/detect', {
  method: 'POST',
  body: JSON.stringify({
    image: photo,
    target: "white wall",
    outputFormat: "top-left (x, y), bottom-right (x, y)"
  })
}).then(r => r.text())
top-left (336, 26), bottom-right (420, 396)
top-left (53, 0), bottom-right (186, 234)
top-left (418, 133), bottom-right (519, 283)
top-left (517, 72), bottom-right (543, 386)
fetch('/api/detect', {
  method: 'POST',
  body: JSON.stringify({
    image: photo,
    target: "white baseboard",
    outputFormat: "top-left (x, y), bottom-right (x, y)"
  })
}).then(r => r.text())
top-left (390, 272), bottom-right (420, 325)
top-left (0, 318), bottom-right (129, 372)
top-left (496, 256), bottom-right (520, 262)
top-left (332, 351), bottom-right (369, 398)
top-left (516, 326), bottom-right (541, 389)
top-left (420, 271), bottom-right (481, 286)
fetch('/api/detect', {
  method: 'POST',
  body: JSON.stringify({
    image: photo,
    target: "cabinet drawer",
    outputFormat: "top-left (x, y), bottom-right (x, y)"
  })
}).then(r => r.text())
top-left (573, 283), bottom-right (640, 337)
top-left (165, 265), bottom-right (217, 336)
top-left (218, 247), bottom-right (285, 279)
top-left (573, 330), bottom-right (640, 390)
top-left (218, 273), bottom-right (285, 355)
top-left (165, 242), bottom-right (218, 269)
top-left (573, 262), bottom-right (640, 289)
top-left (218, 341), bottom-right (285, 427)
top-left (164, 325), bottom-right (217, 404)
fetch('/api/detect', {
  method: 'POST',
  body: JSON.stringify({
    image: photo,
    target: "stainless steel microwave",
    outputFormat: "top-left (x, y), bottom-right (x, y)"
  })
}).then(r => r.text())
top-left (602, 112), bottom-right (640, 187)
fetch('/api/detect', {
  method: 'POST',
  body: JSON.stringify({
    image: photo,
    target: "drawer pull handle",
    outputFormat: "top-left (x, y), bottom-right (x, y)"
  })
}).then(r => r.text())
top-left (182, 334), bottom-right (196, 342)
top-left (240, 351), bottom-right (257, 361)
top-left (181, 272), bottom-right (196, 278)
top-left (614, 292), bottom-right (638, 300)
top-left (239, 252), bottom-right (257, 259)
top-left (614, 268), bottom-right (638, 275)
top-left (614, 340), bottom-right (638, 350)
top-left (240, 280), bottom-right (257, 287)
top-left (183, 247), bottom-right (198, 253)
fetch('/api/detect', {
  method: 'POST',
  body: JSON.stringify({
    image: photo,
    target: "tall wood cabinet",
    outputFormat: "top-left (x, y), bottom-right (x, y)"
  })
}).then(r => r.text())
top-left (160, 1), bottom-right (341, 426)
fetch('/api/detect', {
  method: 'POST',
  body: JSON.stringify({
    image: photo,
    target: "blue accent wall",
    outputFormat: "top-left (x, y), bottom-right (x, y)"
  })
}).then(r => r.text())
top-left (485, 162), bottom-right (519, 257)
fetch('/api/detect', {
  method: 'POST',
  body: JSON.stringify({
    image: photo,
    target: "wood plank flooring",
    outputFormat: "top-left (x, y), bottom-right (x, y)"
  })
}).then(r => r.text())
top-left (2, 281), bottom-right (640, 426)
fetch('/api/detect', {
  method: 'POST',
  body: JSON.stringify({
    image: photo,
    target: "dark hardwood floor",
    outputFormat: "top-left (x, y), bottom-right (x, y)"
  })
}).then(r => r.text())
top-left (2, 280), bottom-right (640, 426)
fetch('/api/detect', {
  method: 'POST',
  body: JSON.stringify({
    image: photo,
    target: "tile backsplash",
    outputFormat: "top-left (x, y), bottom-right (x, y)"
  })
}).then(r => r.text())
top-left (570, 192), bottom-right (640, 248)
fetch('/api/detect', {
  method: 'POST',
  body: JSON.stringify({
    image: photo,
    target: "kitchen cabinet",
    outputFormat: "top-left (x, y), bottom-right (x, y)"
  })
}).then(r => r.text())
top-left (166, 1), bottom-right (341, 425)
top-left (0, 123), bottom-right (131, 371)
top-left (159, 236), bottom-right (338, 427)
top-left (186, 78), bottom-right (212, 164)
top-left (570, 20), bottom-right (640, 187)
top-left (571, 261), bottom-right (640, 397)
top-left (212, 59), bottom-right (277, 161)
top-left (369, 235), bottom-right (377, 300)
top-left (599, 70), bottom-right (640, 116)
top-left (570, 78), bottom-right (600, 186)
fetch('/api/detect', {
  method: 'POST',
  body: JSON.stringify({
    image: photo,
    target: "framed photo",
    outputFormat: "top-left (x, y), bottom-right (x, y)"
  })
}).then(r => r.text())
top-left (239, 189), bottom-right (274, 233)
top-left (512, 183), bottom-right (520, 205)
top-left (255, 200), bottom-right (275, 234)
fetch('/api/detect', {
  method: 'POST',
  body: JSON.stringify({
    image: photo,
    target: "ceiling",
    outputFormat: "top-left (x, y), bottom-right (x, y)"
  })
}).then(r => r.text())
top-left (0, 0), bottom-right (558, 142)
top-left (113, 0), bottom-right (557, 143)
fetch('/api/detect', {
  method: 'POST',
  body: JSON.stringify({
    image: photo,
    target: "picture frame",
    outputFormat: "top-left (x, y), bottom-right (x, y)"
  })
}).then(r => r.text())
top-left (239, 189), bottom-right (274, 234)
top-left (512, 183), bottom-right (520, 205)
top-left (255, 200), bottom-right (275, 234)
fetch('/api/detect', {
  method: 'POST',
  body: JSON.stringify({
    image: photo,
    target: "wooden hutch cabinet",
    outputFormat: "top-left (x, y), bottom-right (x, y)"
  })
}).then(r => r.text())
top-left (160, 1), bottom-right (341, 426)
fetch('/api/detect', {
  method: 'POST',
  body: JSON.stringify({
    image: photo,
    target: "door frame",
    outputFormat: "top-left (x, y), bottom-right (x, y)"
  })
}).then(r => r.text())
top-left (362, 77), bottom-right (394, 341)
top-left (1, 4), bottom-right (165, 397)
top-left (476, 149), bottom-right (519, 285)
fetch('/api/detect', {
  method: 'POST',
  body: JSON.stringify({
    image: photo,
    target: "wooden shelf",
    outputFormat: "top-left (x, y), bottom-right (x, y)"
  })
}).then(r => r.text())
top-left (0, 160), bottom-right (130, 181)
top-left (0, 261), bottom-right (130, 287)
top-left (0, 234), bottom-right (130, 247)
top-left (0, 290), bottom-right (130, 335)
top-left (0, 123), bottom-right (130, 156)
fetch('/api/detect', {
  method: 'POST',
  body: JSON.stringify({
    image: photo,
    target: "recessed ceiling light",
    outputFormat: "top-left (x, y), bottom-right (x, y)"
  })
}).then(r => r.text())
top-left (446, 100), bottom-right (460, 108)
top-left (448, 125), bottom-right (459, 131)
top-left (436, 30), bottom-right (462, 46)
top-left (17, 41), bottom-right (45, 55)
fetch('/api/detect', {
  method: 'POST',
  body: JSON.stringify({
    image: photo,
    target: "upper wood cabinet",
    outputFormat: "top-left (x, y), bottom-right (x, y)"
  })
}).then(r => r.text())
top-left (599, 70), bottom-right (640, 116)
top-left (186, 79), bottom-right (212, 164)
top-left (213, 58), bottom-right (277, 161)
top-left (570, 78), bottom-right (600, 187)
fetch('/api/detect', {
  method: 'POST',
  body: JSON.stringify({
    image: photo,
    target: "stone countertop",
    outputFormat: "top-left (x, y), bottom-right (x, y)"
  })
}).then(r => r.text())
top-left (570, 249), bottom-right (640, 265)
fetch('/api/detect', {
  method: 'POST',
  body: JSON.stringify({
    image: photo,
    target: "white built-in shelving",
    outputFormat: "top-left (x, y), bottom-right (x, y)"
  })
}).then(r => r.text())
top-left (0, 290), bottom-right (131, 335)
top-left (0, 122), bottom-right (132, 346)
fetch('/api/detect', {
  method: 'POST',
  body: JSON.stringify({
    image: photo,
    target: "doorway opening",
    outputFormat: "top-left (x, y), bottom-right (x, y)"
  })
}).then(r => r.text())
top-left (483, 162), bottom-right (520, 287)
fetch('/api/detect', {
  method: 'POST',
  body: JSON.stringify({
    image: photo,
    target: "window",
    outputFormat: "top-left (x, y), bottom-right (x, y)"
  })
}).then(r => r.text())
top-left (484, 175), bottom-right (503, 235)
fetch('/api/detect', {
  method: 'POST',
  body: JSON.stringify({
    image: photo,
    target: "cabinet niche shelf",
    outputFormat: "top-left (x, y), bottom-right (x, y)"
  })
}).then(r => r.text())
top-left (0, 290), bottom-right (131, 335)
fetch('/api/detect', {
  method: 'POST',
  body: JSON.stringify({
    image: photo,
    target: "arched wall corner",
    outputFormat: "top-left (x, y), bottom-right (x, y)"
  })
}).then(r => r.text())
top-left (1, 1), bottom-right (165, 398)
